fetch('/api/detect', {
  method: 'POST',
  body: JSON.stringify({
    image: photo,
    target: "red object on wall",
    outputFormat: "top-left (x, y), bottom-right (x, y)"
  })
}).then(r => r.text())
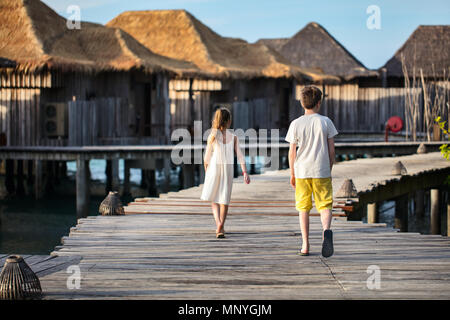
top-left (385, 116), bottom-right (403, 142)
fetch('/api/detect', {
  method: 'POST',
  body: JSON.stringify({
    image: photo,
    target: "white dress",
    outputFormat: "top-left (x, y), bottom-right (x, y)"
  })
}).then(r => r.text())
top-left (200, 130), bottom-right (236, 205)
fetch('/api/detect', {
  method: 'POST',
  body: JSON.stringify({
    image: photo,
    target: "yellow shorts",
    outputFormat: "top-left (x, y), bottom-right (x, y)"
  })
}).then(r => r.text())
top-left (295, 178), bottom-right (333, 212)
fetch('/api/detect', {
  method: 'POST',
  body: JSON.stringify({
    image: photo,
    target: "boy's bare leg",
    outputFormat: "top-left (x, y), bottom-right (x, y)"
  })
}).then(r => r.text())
top-left (299, 211), bottom-right (310, 252)
top-left (320, 209), bottom-right (332, 236)
top-left (211, 203), bottom-right (221, 232)
top-left (218, 204), bottom-right (229, 233)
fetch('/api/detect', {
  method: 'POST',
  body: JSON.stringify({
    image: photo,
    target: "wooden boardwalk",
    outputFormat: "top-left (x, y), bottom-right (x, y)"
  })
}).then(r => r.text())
top-left (38, 152), bottom-right (450, 299)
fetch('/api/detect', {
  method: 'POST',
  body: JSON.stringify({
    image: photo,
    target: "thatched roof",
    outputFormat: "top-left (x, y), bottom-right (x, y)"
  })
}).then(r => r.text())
top-left (383, 25), bottom-right (450, 78)
top-left (0, 0), bottom-right (200, 75)
top-left (269, 22), bottom-right (378, 80)
top-left (255, 38), bottom-right (289, 53)
top-left (107, 10), bottom-right (339, 83)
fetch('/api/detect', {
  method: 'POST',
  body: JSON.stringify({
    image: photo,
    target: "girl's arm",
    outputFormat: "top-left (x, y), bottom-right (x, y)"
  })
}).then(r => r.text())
top-left (204, 133), bottom-right (214, 171)
top-left (234, 135), bottom-right (250, 184)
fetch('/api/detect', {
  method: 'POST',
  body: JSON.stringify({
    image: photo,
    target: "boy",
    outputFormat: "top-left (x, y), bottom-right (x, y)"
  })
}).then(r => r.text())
top-left (285, 85), bottom-right (338, 258)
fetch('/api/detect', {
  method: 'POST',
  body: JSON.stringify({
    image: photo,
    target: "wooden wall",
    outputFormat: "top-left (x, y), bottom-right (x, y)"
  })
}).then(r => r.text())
top-left (168, 78), bottom-right (294, 138)
top-left (295, 84), bottom-right (424, 134)
top-left (0, 69), bottom-right (171, 146)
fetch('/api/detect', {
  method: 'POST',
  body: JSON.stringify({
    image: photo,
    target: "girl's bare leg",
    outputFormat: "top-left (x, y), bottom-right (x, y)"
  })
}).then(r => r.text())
top-left (218, 204), bottom-right (229, 233)
top-left (211, 203), bottom-right (221, 232)
top-left (299, 211), bottom-right (310, 253)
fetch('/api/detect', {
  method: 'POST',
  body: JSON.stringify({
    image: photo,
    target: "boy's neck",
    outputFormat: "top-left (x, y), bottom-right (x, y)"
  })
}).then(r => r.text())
top-left (303, 103), bottom-right (321, 115)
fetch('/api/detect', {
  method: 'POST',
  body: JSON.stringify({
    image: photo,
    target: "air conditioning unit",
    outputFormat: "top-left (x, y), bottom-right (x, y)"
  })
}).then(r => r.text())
top-left (43, 103), bottom-right (67, 137)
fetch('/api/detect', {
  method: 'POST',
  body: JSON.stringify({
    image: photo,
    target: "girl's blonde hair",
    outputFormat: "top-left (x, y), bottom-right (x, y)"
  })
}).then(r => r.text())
top-left (211, 107), bottom-right (231, 130)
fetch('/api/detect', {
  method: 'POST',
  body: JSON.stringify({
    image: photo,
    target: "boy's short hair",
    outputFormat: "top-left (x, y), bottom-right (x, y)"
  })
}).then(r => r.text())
top-left (300, 85), bottom-right (322, 109)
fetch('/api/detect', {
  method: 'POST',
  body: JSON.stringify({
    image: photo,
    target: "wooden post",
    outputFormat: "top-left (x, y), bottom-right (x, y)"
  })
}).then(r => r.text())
top-left (5, 159), bottom-right (15, 194)
top-left (34, 160), bottom-right (44, 199)
top-left (147, 169), bottom-right (157, 196)
top-left (76, 158), bottom-right (90, 219)
top-left (182, 164), bottom-right (195, 189)
top-left (123, 160), bottom-right (131, 196)
top-left (414, 189), bottom-right (425, 218)
top-left (430, 189), bottom-right (440, 235)
top-left (250, 156), bottom-right (256, 174)
top-left (162, 157), bottom-right (171, 193)
top-left (112, 159), bottom-right (119, 191)
top-left (16, 160), bottom-right (25, 195)
top-left (367, 203), bottom-right (378, 224)
top-left (395, 194), bottom-right (408, 232)
top-left (106, 160), bottom-right (119, 193)
top-left (45, 161), bottom-right (54, 193)
top-left (198, 164), bottom-right (205, 184)
top-left (27, 160), bottom-right (33, 191)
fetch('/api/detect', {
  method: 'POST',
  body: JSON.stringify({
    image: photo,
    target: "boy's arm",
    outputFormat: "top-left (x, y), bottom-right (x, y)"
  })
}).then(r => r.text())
top-left (327, 137), bottom-right (335, 172)
top-left (288, 143), bottom-right (297, 188)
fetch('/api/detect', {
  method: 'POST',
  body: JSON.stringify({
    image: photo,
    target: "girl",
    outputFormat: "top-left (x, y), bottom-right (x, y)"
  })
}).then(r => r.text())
top-left (200, 108), bottom-right (250, 238)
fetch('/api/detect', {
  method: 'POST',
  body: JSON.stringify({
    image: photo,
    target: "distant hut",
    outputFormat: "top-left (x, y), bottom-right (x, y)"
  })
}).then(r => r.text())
top-left (383, 25), bottom-right (450, 139)
top-left (275, 23), bottom-right (379, 84)
top-left (107, 10), bottom-right (337, 136)
top-left (0, 0), bottom-right (200, 146)
top-left (256, 23), bottom-right (421, 134)
top-left (383, 25), bottom-right (450, 86)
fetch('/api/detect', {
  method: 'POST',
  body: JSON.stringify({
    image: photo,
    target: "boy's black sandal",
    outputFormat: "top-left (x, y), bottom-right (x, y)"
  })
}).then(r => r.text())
top-left (321, 229), bottom-right (334, 258)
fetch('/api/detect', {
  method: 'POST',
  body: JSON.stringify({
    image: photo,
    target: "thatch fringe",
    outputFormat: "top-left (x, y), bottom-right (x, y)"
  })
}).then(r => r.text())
top-left (0, 0), bottom-right (204, 76)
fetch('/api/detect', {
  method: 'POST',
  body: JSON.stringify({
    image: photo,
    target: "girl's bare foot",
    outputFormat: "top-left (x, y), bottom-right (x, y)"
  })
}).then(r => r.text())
top-left (299, 243), bottom-right (310, 256)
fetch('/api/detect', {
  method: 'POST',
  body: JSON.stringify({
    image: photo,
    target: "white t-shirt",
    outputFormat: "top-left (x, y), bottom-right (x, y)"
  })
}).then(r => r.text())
top-left (285, 113), bottom-right (338, 179)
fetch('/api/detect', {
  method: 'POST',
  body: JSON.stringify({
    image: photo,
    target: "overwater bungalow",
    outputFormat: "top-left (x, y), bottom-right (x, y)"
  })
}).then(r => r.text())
top-left (382, 25), bottom-right (449, 138)
top-left (383, 25), bottom-right (450, 86)
top-left (107, 10), bottom-right (337, 136)
top-left (0, 0), bottom-right (201, 147)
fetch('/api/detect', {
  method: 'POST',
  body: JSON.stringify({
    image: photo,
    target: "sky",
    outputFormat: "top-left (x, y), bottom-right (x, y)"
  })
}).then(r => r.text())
top-left (42, 0), bottom-right (450, 70)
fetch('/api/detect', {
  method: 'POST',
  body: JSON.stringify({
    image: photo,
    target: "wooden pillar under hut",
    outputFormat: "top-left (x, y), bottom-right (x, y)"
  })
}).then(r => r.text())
top-left (395, 194), bottom-right (409, 232)
top-left (367, 203), bottom-right (378, 224)
top-left (5, 159), bottom-right (15, 195)
top-left (430, 189), bottom-right (440, 235)
top-left (34, 160), bottom-right (44, 200)
top-left (76, 158), bottom-right (90, 219)
top-left (123, 160), bottom-right (131, 197)
top-left (182, 164), bottom-right (195, 189)
top-left (16, 160), bottom-right (25, 196)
